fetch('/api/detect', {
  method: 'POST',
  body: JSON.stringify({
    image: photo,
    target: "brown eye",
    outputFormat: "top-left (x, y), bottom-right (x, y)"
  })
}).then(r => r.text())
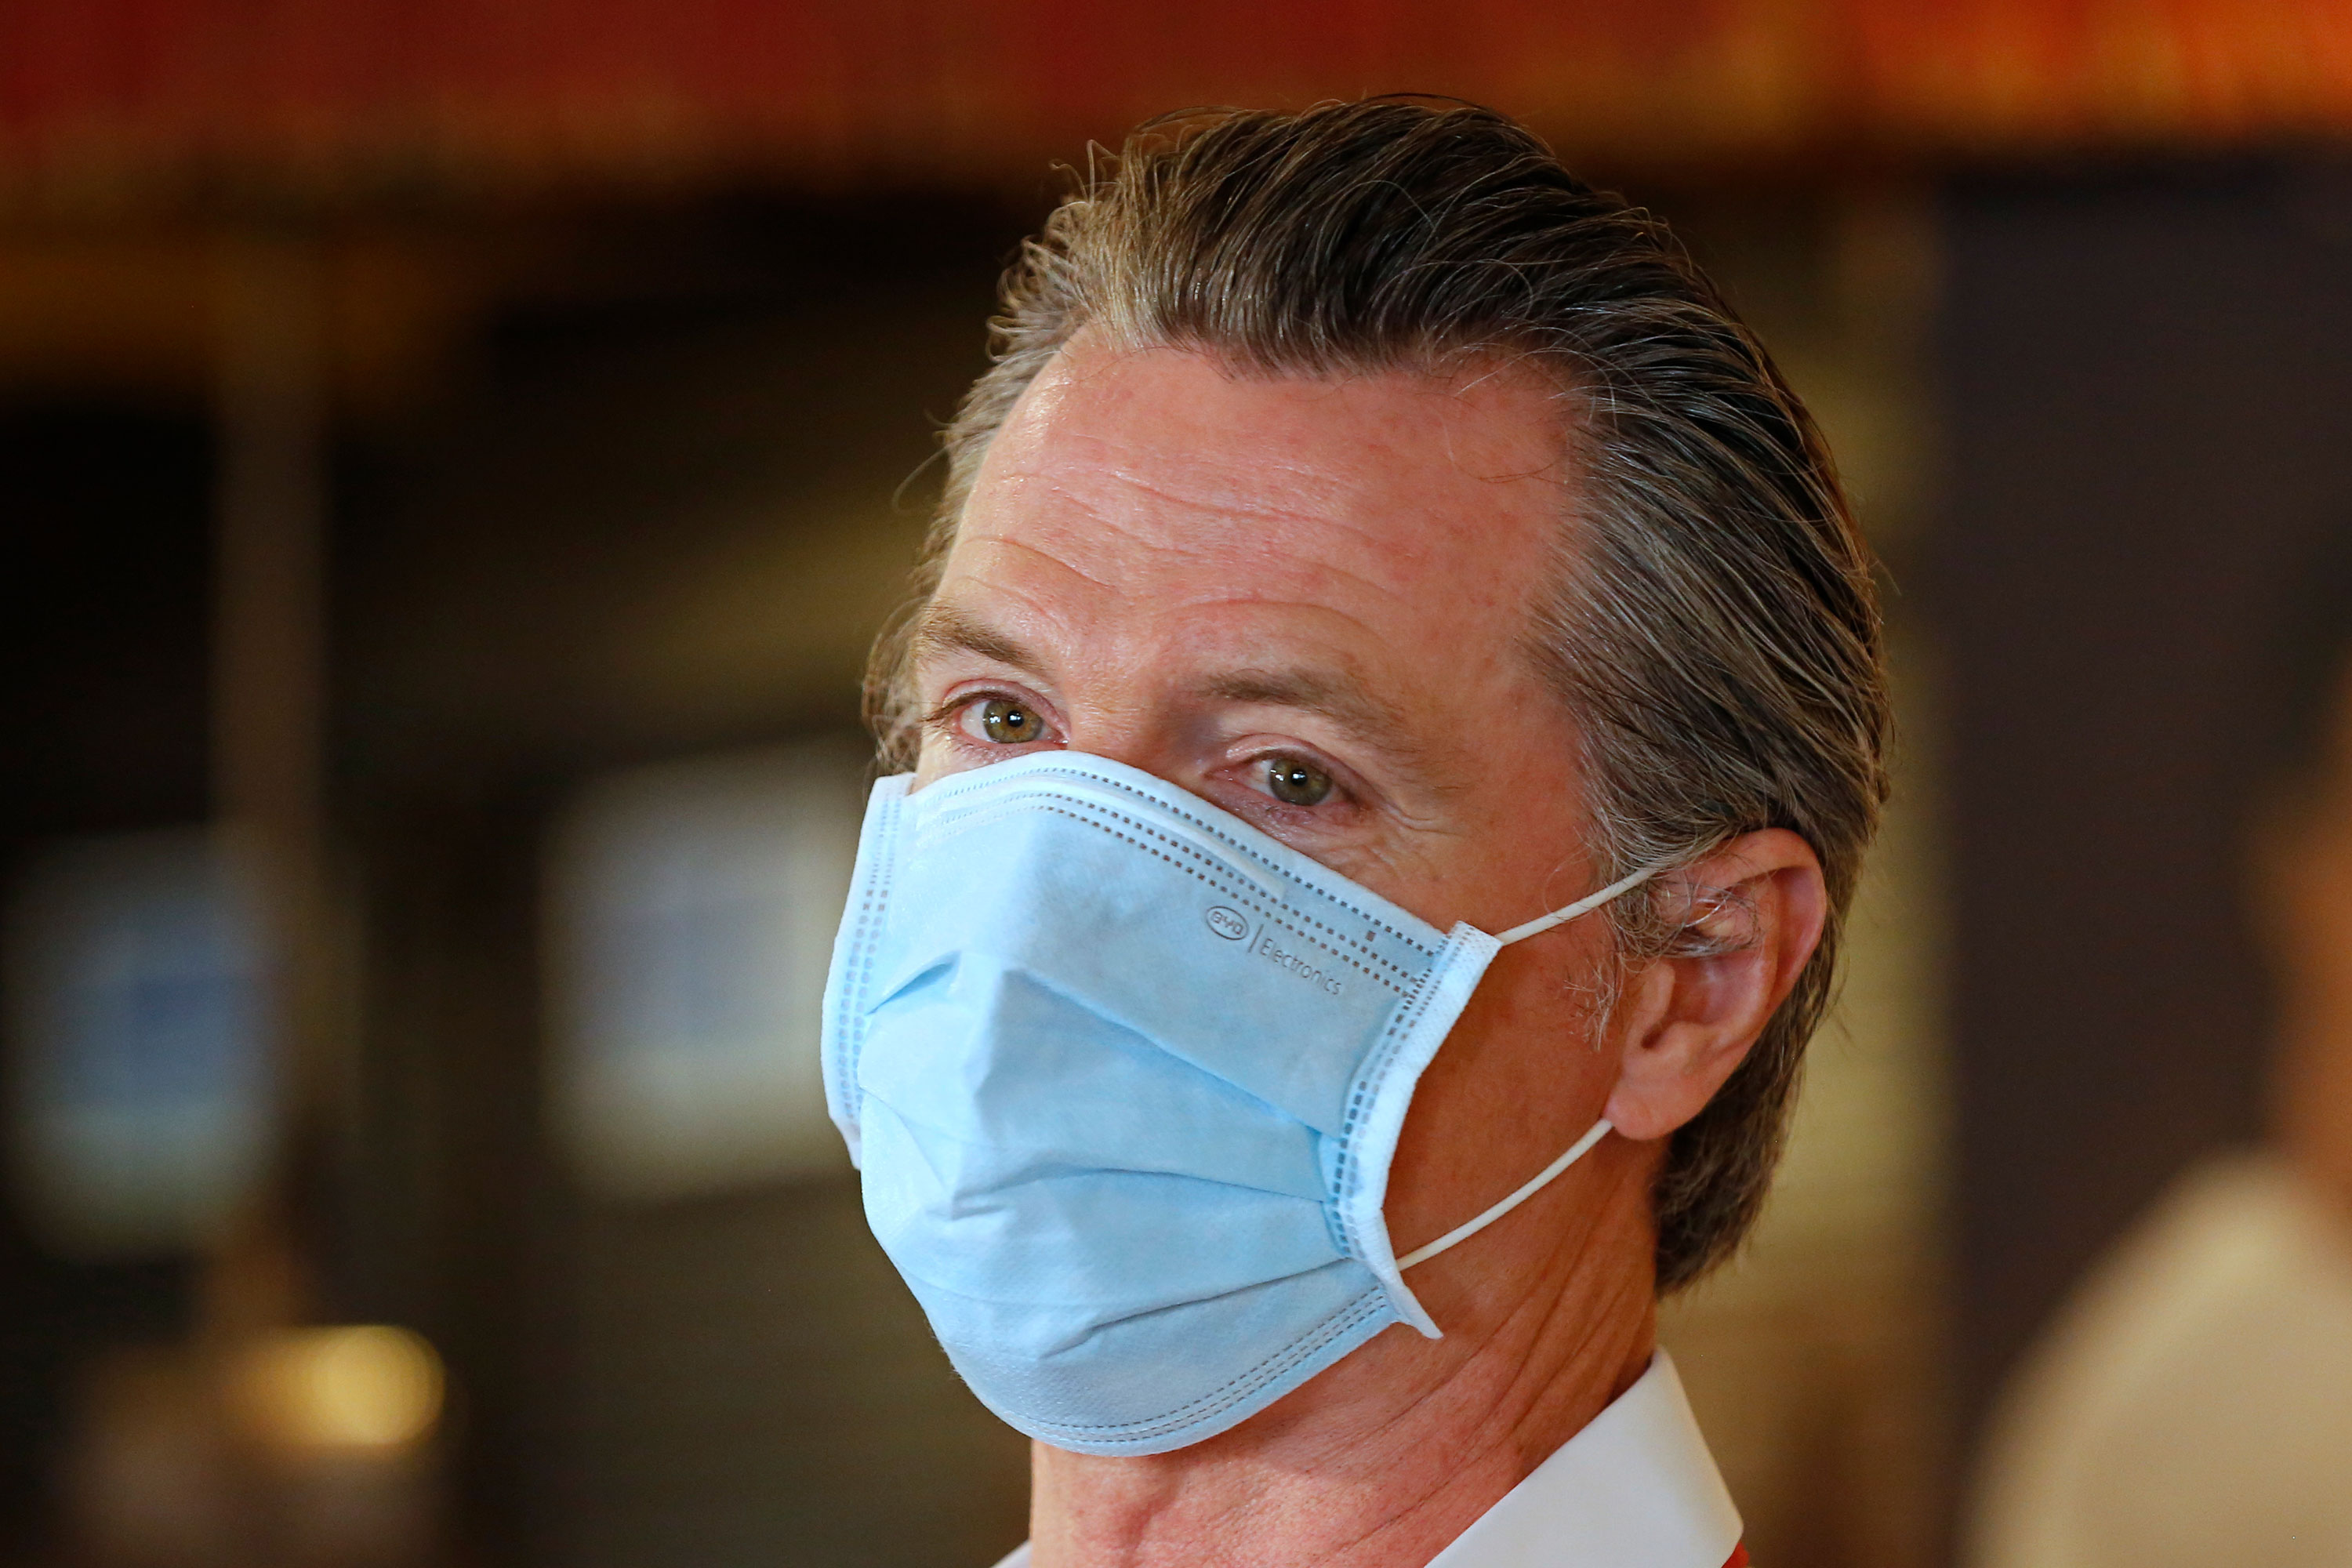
top-left (1264, 756), bottom-right (1333, 807)
top-left (979, 698), bottom-right (1044, 744)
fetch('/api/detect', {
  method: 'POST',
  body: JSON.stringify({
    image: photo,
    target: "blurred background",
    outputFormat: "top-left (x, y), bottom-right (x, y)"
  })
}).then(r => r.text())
top-left (2, 3), bottom-right (2348, 1565)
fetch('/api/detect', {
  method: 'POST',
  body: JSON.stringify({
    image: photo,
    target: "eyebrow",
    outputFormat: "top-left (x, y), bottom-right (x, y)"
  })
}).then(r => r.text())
top-left (1208, 665), bottom-right (1446, 795)
top-left (1202, 666), bottom-right (1408, 742)
top-left (911, 603), bottom-right (1439, 783)
top-left (910, 603), bottom-right (1051, 681)
top-left (916, 608), bottom-right (1396, 733)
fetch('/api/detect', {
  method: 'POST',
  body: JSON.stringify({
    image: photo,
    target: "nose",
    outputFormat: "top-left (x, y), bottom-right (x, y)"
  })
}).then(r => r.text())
top-left (1056, 684), bottom-right (1196, 795)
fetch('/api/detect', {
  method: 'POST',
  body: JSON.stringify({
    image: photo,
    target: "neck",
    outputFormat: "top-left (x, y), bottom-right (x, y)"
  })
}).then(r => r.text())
top-left (1025, 1145), bottom-right (1659, 1568)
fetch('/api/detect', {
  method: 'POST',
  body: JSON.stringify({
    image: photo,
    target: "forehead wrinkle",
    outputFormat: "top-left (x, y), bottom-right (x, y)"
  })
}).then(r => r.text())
top-left (983, 369), bottom-right (1565, 596)
top-left (1060, 456), bottom-right (1339, 536)
top-left (985, 463), bottom-right (1455, 603)
top-left (953, 528), bottom-right (1139, 596)
top-left (967, 473), bottom-right (1265, 587)
top-left (1015, 394), bottom-right (1451, 524)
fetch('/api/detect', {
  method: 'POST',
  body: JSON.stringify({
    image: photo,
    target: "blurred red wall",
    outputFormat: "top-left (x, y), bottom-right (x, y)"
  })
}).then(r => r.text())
top-left (4, 0), bottom-right (2352, 196)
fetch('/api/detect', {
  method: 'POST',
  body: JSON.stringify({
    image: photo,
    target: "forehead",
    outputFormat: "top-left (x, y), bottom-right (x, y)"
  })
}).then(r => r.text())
top-left (951, 341), bottom-right (1572, 645)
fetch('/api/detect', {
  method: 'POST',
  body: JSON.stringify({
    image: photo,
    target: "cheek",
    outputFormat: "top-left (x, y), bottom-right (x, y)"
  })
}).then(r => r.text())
top-left (909, 731), bottom-right (960, 789)
top-left (1385, 936), bottom-right (1616, 1240)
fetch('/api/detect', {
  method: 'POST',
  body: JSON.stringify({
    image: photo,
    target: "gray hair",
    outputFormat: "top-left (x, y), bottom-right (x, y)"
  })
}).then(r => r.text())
top-left (868, 100), bottom-right (1890, 1290)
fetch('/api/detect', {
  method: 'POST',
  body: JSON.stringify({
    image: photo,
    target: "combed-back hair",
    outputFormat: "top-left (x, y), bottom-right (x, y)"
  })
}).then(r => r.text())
top-left (867, 99), bottom-right (1892, 1290)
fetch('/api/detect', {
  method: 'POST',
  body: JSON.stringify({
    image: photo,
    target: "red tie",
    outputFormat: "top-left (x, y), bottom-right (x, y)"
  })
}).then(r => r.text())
top-left (1723, 1547), bottom-right (1750, 1568)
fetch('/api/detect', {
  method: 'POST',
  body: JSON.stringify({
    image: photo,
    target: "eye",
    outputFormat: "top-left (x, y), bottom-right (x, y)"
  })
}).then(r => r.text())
top-left (971, 696), bottom-right (1046, 745)
top-left (1261, 755), bottom-right (1334, 807)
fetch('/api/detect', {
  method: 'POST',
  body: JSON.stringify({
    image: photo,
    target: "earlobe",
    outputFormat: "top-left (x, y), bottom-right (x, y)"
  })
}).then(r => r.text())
top-left (1602, 829), bottom-right (1828, 1143)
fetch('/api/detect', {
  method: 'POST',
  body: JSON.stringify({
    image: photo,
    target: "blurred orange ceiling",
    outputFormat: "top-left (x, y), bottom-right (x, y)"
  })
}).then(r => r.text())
top-left (3, 0), bottom-right (2350, 199)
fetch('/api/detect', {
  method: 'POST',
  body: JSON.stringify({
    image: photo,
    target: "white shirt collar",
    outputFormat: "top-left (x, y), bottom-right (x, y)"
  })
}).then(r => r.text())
top-left (993, 1349), bottom-right (1740, 1568)
top-left (1425, 1350), bottom-right (1740, 1567)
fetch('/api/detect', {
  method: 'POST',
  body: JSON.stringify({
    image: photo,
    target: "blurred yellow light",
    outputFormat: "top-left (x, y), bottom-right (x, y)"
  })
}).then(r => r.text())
top-left (231, 1326), bottom-right (445, 1454)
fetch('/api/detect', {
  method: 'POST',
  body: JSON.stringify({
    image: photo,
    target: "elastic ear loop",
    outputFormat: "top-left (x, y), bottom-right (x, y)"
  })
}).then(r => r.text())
top-left (1396, 862), bottom-right (1662, 1273)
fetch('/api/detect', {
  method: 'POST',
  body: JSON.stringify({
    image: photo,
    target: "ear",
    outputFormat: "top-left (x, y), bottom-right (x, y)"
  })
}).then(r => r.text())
top-left (1603, 829), bottom-right (1829, 1142)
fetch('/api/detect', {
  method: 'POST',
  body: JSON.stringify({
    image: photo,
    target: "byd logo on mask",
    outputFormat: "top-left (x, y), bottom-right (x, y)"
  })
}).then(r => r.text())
top-left (1205, 906), bottom-right (1344, 996)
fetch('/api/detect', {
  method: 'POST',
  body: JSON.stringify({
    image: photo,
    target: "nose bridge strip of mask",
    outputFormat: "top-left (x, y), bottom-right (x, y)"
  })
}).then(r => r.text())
top-left (926, 772), bottom-right (1290, 907)
top-left (925, 765), bottom-right (1450, 984)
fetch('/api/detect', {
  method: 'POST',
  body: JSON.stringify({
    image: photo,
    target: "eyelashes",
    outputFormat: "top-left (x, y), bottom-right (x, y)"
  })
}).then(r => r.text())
top-left (925, 688), bottom-right (1062, 749)
top-left (920, 688), bottom-right (1367, 825)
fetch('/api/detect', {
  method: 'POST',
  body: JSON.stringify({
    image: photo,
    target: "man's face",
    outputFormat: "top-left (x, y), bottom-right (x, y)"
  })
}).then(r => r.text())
top-left (908, 337), bottom-right (1632, 1279)
top-left (910, 339), bottom-right (1595, 935)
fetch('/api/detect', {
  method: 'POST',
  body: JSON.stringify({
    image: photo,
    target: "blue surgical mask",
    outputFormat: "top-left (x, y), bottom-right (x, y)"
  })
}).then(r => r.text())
top-left (820, 751), bottom-right (1653, 1456)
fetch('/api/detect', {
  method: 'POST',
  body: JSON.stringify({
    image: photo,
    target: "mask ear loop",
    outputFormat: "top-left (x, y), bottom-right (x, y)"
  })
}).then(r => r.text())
top-left (1490, 862), bottom-right (1661, 946)
top-left (1396, 861), bottom-right (1665, 1273)
top-left (1397, 1117), bottom-right (1615, 1269)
